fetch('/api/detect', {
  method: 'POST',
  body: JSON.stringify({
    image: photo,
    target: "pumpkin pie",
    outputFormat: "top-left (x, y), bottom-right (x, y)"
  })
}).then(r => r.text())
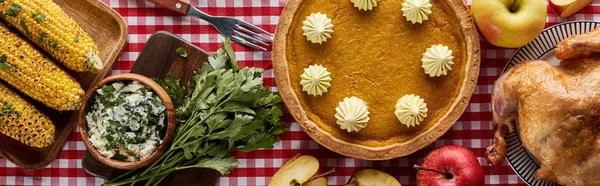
top-left (273, 0), bottom-right (480, 160)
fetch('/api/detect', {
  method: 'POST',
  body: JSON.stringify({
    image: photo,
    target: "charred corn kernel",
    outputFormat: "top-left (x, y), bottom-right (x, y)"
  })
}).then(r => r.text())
top-left (0, 0), bottom-right (103, 72)
top-left (0, 24), bottom-right (84, 111)
top-left (0, 82), bottom-right (55, 148)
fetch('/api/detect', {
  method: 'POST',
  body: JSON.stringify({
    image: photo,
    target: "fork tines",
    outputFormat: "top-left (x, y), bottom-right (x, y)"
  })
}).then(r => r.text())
top-left (231, 20), bottom-right (273, 51)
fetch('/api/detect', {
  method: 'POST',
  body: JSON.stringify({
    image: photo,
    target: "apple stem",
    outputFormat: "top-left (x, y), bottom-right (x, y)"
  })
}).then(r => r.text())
top-left (309, 168), bottom-right (336, 181)
top-left (413, 164), bottom-right (453, 179)
top-left (509, 0), bottom-right (519, 12)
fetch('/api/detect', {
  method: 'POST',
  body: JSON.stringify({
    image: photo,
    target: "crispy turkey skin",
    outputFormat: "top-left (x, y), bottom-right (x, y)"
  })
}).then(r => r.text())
top-left (487, 27), bottom-right (600, 186)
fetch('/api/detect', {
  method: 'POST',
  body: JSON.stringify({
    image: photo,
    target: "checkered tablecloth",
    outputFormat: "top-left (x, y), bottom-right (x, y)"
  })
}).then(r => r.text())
top-left (2, 0), bottom-right (599, 185)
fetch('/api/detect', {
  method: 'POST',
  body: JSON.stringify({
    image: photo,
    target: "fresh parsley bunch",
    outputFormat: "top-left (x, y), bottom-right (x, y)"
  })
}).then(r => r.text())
top-left (104, 39), bottom-right (285, 186)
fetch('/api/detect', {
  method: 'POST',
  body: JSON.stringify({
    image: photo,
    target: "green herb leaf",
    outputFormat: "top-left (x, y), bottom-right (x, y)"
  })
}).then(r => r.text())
top-left (0, 100), bottom-right (20, 117)
top-left (74, 38), bottom-right (79, 43)
top-left (6, 3), bottom-right (21, 17)
top-left (175, 47), bottom-right (187, 58)
top-left (219, 102), bottom-right (255, 115)
top-left (101, 85), bottom-right (116, 94)
top-left (208, 48), bottom-right (228, 70)
top-left (188, 125), bottom-right (207, 138)
top-left (237, 133), bottom-right (279, 152)
top-left (194, 156), bottom-right (239, 175)
top-left (31, 12), bottom-right (46, 23)
top-left (215, 69), bottom-right (235, 101)
top-left (0, 54), bottom-right (14, 72)
top-left (113, 153), bottom-right (128, 161)
top-left (154, 74), bottom-right (186, 108)
top-left (19, 19), bottom-right (30, 37)
top-left (205, 113), bottom-right (228, 131)
top-left (38, 32), bottom-right (48, 44)
top-left (209, 114), bottom-right (253, 139)
top-left (222, 38), bottom-right (238, 71)
top-left (48, 39), bottom-right (58, 51)
top-left (239, 75), bottom-right (263, 93)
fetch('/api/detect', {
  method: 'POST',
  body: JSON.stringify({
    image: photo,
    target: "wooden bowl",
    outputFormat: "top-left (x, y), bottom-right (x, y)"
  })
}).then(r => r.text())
top-left (78, 73), bottom-right (176, 170)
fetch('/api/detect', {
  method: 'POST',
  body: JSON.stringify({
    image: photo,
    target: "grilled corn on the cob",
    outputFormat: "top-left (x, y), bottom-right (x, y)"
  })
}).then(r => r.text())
top-left (0, 82), bottom-right (55, 148)
top-left (0, 0), bottom-right (103, 72)
top-left (0, 24), bottom-right (84, 111)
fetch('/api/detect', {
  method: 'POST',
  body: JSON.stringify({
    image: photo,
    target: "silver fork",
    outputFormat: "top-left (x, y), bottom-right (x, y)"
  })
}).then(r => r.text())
top-left (148, 0), bottom-right (273, 51)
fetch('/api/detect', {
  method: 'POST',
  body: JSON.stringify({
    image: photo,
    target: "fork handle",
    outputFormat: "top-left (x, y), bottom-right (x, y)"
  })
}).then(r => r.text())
top-left (147, 0), bottom-right (190, 15)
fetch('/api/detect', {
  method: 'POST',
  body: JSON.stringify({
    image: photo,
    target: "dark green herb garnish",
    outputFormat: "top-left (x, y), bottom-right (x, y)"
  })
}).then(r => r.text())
top-left (0, 54), bottom-right (14, 72)
top-left (154, 74), bottom-right (187, 108)
top-left (48, 39), bottom-right (58, 51)
top-left (176, 47), bottom-right (187, 58)
top-left (38, 32), bottom-right (47, 44)
top-left (74, 38), bottom-right (79, 43)
top-left (6, 3), bottom-right (21, 17)
top-left (104, 38), bottom-right (285, 186)
top-left (98, 85), bottom-right (116, 107)
top-left (0, 100), bottom-right (20, 117)
top-left (19, 19), bottom-right (30, 37)
top-left (101, 85), bottom-right (116, 93)
top-left (31, 12), bottom-right (46, 23)
top-left (113, 153), bottom-right (128, 161)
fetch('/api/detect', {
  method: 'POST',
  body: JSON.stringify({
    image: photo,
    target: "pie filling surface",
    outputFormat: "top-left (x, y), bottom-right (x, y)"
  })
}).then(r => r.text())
top-left (286, 0), bottom-right (466, 147)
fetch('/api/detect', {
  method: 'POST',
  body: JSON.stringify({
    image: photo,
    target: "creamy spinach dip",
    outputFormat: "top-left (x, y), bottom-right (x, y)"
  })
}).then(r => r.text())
top-left (86, 81), bottom-right (166, 161)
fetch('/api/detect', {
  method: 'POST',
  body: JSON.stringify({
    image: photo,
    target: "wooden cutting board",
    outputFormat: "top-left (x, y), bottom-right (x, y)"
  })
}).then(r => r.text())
top-left (82, 31), bottom-right (220, 186)
top-left (0, 0), bottom-right (128, 170)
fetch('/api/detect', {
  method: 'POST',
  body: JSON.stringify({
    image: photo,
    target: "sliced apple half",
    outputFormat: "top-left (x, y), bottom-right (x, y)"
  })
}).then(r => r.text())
top-left (550, 0), bottom-right (593, 18)
top-left (345, 169), bottom-right (402, 186)
top-left (268, 154), bottom-right (327, 186)
top-left (304, 177), bottom-right (327, 186)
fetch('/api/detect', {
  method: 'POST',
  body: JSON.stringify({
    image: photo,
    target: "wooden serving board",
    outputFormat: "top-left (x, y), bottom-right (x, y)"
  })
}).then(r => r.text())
top-left (82, 31), bottom-right (220, 186)
top-left (0, 0), bottom-right (128, 170)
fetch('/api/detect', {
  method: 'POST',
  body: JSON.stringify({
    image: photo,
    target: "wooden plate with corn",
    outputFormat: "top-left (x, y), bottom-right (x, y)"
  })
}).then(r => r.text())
top-left (0, 0), bottom-right (127, 169)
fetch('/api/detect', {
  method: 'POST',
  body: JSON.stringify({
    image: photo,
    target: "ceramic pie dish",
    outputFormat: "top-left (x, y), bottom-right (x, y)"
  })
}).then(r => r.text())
top-left (273, 0), bottom-right (480, 160)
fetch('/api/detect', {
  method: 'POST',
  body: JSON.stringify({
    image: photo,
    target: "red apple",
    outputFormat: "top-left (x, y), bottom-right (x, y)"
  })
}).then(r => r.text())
top-left (415, 145), bottom-right (484, 186)
top-left (550, 0), bottom-right (593, 18)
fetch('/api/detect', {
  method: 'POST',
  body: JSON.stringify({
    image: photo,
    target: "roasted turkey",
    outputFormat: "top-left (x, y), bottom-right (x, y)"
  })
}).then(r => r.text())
top-left (486, 27), bottom-right (600, 186)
